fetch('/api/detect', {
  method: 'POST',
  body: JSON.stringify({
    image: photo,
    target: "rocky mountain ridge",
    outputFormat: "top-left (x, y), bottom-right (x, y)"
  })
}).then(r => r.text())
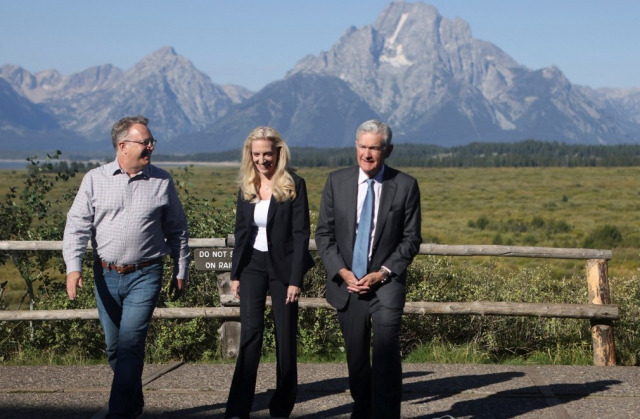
top-left (285, 3), bottom-right (629, 145)
top-left (1, 2), bottom-right (639, 153)
top-left (1, 47), bottom-right (243, 151)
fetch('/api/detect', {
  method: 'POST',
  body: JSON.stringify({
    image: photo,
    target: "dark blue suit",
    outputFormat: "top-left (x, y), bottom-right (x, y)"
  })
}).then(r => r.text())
top-left (315, 165), bottom-right (421, 418)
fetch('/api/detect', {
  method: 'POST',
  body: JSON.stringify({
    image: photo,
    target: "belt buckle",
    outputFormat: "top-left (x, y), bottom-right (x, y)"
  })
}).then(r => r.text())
top-left (104, 258), bottom-right (160, 274)
top-left (120, 264), bottom-right (135, 274)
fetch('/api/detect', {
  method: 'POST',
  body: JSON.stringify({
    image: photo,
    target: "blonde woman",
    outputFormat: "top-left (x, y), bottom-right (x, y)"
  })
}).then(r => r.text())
top-left (225, 127), bottom-right (314, 419)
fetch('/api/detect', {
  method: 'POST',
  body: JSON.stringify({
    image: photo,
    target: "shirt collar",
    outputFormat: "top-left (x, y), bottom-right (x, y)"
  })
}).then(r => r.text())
top-left (108, 159), bottom-right (123, 176)
top-left (109, 159), bottom-right (151, 178)
top-left (358, 164), bottom-right (385, 185)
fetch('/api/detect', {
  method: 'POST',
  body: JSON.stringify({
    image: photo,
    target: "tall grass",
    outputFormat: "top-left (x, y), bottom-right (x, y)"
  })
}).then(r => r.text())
top-left (2, 165), bottom-right (640, 365)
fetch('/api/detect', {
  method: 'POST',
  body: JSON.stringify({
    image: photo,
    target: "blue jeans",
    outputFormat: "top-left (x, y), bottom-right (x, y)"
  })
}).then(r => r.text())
top-left (94, 259), bottom-right (163, 418)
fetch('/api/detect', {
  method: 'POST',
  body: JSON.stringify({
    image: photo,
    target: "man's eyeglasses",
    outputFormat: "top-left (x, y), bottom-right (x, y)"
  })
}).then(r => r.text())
top-left (123, 138), bottom-right (157, 147)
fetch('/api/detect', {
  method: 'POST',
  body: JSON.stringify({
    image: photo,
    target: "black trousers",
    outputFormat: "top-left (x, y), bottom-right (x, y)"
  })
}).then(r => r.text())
top-left (337, 292), bottom-right (403, 419)
top-left (225, 250), bottom-right (299, 418)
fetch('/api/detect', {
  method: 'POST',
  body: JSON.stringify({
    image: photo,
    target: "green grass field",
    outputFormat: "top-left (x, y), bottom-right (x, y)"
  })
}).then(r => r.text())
top-left (2, 164), bottom-right (639, 365)
top-left (2, 164), bottom-right (639, 303)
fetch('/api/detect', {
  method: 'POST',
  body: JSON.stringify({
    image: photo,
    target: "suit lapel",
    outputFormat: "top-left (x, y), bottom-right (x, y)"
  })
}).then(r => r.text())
top-left (242, 199), bottom-right (255, 229)
top-left (267, 195), bottom-right (277, 226)
top-left (373, 167), bottom-right (396, 250)
top-left (345, 167), bottom-right (359, 244)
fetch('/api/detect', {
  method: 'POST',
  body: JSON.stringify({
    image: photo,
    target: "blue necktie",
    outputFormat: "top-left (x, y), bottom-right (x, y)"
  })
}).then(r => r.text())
top-left (352, 179), bottom-right (374, 279)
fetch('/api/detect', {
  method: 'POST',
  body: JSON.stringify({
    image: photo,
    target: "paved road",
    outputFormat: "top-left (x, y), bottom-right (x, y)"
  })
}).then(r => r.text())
top-left (0, 362), bottom-right (638, 418)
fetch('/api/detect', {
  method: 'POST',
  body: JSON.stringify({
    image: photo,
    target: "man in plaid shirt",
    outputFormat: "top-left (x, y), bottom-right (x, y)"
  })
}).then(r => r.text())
top-left (63, 115), bottom-right (190, 418)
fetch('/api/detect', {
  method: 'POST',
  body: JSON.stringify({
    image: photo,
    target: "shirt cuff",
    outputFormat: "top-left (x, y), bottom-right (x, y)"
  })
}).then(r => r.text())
top-left (176, 264), bottom-right (189, 280)
top-left (66, 261), bottom-right (83, 275)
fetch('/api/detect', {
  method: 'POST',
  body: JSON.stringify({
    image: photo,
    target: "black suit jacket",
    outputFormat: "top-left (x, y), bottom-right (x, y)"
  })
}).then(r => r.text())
top-left (231, 172), bottom-right (314, 287)
top-left (315, 165), bottom-right (422, 310)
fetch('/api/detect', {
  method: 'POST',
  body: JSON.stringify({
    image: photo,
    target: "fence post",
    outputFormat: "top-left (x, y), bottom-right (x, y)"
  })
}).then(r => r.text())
top-left (216, 272), bottom-right (241, 359)
top-left (586, 259), bottom-right (616, 366)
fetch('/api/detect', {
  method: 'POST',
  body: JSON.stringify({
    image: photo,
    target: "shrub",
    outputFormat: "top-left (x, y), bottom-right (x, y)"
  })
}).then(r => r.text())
top-left (610, 275), bottom-right (640, 366)
top-left (583, 225), bottom-right (623, 249)
top-left (402, 256), bottom-right (594, 362)
top-left (548, 219), bottom-right (571, 234)
top-left (531, 216), bottom-right (545, 229)
top-left (476, 215), bottom-right (490, 230)
top-left (2, 161), bottom-right (638, 366)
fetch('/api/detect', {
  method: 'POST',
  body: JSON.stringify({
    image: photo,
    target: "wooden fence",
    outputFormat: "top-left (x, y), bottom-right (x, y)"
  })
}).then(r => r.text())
top-left (0, 239), bottom-right (617, 366)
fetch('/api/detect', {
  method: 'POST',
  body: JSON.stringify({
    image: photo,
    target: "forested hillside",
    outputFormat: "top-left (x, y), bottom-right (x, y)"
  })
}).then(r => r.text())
top-left (148, 140), bottom-right (640, 168)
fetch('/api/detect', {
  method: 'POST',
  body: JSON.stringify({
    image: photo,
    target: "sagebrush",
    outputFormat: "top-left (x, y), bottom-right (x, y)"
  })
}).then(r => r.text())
top-left (1, 157), bottom-right (638, 366)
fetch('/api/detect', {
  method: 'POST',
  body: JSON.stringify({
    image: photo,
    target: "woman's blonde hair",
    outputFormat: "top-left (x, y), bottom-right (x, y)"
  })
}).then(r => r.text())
top-left (239, 126), bottom-right (296, 203)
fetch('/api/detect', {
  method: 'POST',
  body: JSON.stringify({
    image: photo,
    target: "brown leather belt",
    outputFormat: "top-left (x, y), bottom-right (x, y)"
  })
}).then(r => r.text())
top-left (100, 257), bottom-right (163, 274)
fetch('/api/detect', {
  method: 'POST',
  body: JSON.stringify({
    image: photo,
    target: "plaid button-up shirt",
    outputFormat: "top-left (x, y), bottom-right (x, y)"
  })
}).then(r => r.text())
top-left (63, 159), bottom-right (190, 279)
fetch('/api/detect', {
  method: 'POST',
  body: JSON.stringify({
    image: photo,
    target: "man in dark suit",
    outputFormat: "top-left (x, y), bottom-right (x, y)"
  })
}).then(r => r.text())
top-left (315, 119), bottom-right (422, 418)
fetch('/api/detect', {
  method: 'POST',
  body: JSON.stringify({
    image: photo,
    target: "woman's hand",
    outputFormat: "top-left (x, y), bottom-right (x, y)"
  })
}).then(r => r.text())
top-left (285, 285), bottom-right (301, 304)
top-left (231, 279), bottom-right (240, 300)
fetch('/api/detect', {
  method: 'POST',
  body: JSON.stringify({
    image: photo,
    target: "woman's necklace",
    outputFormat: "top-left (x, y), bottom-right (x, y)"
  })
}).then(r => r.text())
top-left (260, 180), bottom-right (272, 199)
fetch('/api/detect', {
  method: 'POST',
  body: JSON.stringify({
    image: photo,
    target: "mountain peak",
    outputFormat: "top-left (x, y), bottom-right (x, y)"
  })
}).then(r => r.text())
top-left (130, 46), bottom-right (195, 77)
top-left (137, 46), bottom-right (180, 66)
top-left (375, 1), bottom-right (440, 30)
top-left (283, 1), bottom-right (630, 146)
top-left (151, 46), bottom-right (178, 58)
top-left (0, 3), bottom-right (638, 151)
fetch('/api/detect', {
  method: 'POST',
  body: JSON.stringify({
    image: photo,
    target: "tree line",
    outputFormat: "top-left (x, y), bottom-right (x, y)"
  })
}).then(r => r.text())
top-left (156, 140), bottom-right (640, 168)
top-left (35, 140), bottom-right (640, 173)
top-left (356, 140), bottom-right (640, 168)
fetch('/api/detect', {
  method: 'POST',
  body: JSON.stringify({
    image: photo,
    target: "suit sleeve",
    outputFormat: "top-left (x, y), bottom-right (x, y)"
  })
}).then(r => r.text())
top-left (287, 176), bottom-right (311, 287)
top-left (315, 173), bottom-right (346, 279)
top-left (230, 190), bottom-right (247, 281)
top-left (381, 177), bottom-right (422, 277)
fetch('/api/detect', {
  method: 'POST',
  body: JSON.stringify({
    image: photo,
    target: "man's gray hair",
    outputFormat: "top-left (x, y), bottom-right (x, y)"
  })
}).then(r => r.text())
top-left (356, 119), bottom-right (392, 148)
top-left (111, 115), bottom-right (149, 150)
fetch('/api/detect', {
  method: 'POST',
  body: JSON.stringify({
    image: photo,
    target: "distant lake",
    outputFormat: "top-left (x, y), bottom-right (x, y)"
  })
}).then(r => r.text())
top-left (0, 159), bottom-right (239, 171)
top-left (0, 160), bottom-right (30, 170)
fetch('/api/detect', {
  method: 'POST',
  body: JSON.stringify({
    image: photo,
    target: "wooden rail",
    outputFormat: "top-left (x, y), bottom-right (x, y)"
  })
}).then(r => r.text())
top-left (0, 299), bottom-right (618, 321)
top-left (0, 239), bottom-right (614, 261)
top-left (0, 239), bottom-right (617, 366)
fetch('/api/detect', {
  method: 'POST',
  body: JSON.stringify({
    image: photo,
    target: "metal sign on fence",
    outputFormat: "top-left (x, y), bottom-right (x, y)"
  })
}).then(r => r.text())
top-left (193, 248), bottom-right (233, 271)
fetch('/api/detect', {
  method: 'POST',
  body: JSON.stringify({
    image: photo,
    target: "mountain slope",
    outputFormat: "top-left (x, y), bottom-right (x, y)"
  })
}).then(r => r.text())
top-left (287, 2), bottom-right (626, 145)
top-left (173, 73), bottom-right (379, 153)
top-left (0, 47), bottom-right (239, 149)
top-left (1, 2), bottom-right (639, 153)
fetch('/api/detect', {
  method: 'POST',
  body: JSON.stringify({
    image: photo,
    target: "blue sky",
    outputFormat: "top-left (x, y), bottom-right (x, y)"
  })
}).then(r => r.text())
top-left (1, 0), bottom-right (638, 91)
